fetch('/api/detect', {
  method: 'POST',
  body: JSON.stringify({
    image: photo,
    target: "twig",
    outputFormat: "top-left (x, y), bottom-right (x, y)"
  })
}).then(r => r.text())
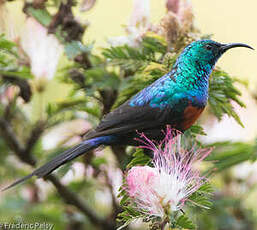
top-left (111, 145), bottom-right (127, 168)
top-left (99, 89), bottom-right (118, 115)
top-left (25, 120), bottom-right (46, 154)
top-left (48, 0), bottom-right (84, 42)
top-left (0, 117), bottom-right (116, 230)
top-left (46, 174), bottom-right (115, 230)
top-left (0, 118), bottom-right (36, 166)
top-left (1, 75), bottom-right (32, 103)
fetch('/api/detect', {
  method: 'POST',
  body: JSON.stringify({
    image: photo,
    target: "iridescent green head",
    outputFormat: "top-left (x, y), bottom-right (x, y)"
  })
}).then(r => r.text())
top-left (180, 39), bottom-right (253, 70)
top-left (173, 39), bottom-right (253, 97)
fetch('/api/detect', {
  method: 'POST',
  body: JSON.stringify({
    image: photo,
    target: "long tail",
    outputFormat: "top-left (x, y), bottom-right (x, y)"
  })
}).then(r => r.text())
top-left (2, 136), bottom-right (114, 191)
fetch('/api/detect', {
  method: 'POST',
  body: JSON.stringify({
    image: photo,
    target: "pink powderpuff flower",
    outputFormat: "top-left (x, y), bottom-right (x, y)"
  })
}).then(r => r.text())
top-left (126, 128), bottom-right (212, 217)
top-left (21, 17), bottom-right (63, 81)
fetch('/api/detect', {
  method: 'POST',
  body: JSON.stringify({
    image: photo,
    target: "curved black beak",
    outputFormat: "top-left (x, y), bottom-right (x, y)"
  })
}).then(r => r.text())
top-left (220, 43), bottom-right (254, 52)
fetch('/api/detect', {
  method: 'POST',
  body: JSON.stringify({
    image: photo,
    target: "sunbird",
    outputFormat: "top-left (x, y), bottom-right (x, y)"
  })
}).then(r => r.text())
top-left (3, 40), bottom-right (253, 190)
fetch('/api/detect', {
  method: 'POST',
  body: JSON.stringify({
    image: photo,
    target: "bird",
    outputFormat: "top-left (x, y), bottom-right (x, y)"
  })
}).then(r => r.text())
top-left (3, 39), bottom-right (253, 190)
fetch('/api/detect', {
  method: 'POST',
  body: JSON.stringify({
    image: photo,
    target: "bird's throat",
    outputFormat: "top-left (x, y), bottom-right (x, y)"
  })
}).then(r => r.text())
top-left (175, 60), bottom-right (212, 92)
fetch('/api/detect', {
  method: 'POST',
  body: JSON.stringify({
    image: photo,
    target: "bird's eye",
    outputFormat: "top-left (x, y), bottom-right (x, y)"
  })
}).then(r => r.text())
top-left (205, 44), bottom-right (212, 50)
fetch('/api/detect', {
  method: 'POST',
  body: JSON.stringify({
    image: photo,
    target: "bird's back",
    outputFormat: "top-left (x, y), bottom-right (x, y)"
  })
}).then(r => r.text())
top-left (86, 69), bottom-right (207, 144)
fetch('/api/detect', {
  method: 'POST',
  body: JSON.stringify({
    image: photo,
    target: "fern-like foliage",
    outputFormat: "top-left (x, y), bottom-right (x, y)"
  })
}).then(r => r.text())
top-left (188, 183), bottom-right (214, 209)
top-left (0, 35), bottom-right (32, 79)
top-left (205, 140), bottom-right (257, 172)
top-left (175, 214), bottom-right (196, 229)
top-left (103, 35), bottom-right (167, 72)
top-left (209, 69), bottom-right (246, 126)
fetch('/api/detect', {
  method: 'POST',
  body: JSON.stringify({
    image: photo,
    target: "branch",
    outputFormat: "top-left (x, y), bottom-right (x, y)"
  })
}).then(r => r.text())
top-left (46, 175), bottom-right (115, 230)
top-left (0, 117), bottom-right (116, 229)
top-left (99, 89), bottom-right (118, 115)
top-left (111, 145), bottom-right (127, 168)
top-left (48, 0), bottom-right (84, 42)
top-left (0, 118), bottom-right (36, 166)
top-left (1, 75), bottom-right (32, 103)
top-left (25, 120), bottom-right (46, 154)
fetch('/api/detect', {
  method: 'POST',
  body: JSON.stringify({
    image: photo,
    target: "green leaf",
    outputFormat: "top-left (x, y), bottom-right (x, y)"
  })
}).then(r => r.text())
top-left (205, 141), bottom-right (256, 172)
top-left (117, 207), bottom-right (142, 229)
top-left (103, 35), bottom-right (168, 72)
top-left (197, 183), bottom-right (214, 194)
top-left (0, 35), bottom-right (33, 82)
top-left (65, 41), bottom-right (93, 59)
top-left (126, 148), bottom-right (151, 169)
top-left (0, 34), bottom-right (17, 52)
top-left (0, 35), bottom-right (18, 68)
top-left (186, 124), bottom-right (206, 136)
top-left (209, 70), bottom-right (245, 126)
top-left (46, 97), bottom-right (99, 117)
top-left (103, 45), bottom-right (147, 71)
top-left (141, 36), bottom-right (167, 55)
top-left (0, 67), bottom-right (33, 79)
top-left (83, 67), bottom-right (120, 91)
top-left (184, 124), bottom-right (206, 147)
top-left (91, 157), bottom-right (107, 168)
top-left (188, 183), bottom-right (213, 209)
top-left (176, 214), bottom-right (196, 229)
top-left (27, 7), bottom-right (52, 26)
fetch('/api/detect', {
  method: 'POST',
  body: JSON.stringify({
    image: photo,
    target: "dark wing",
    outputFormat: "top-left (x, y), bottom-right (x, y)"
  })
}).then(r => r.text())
top-left (86, 101), bottom-right (173, 139)
top-left (86, 74), bottom-right (179, 139)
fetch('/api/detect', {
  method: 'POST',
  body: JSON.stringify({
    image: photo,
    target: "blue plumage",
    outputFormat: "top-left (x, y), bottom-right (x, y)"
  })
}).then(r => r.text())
top-left (130, 40), bottom-right (220, 110)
